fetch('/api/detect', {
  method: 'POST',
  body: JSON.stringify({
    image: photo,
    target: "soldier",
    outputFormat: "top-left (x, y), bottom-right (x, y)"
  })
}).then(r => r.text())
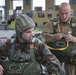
top-left (42, 2), bottom-right (76, 75)
top-left (0, 14), bottom-right (61, 75)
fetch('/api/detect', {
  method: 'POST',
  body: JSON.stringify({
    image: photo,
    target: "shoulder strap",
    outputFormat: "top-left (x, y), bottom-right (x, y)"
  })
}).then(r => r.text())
top-left (52, 18), bottom-right (59, 33)
top-left (30, 37), bottom-right (38, 61)
top-left (9, 35), bottom-right (16, 61)
top-left (30, 43), bottom-right (35, 61)
top-left (10, 43), bottom-right (15, 61)
top-left (70, 17), bottom-right (76, 28)
top-left (30, 37), bottom-right (42, 61)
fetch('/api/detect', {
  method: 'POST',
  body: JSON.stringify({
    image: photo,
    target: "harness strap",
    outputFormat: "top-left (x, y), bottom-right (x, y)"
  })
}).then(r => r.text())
top-left (10, 43), bottom-right (15, 61)
top-left (47, 23), bottom-right (69, 50)
top-left (30, 44), bottom-right (35, 61)
top-left (58, 23), bottom-right (61, 32)
top-left (46, 43), bottom-right (68, 50)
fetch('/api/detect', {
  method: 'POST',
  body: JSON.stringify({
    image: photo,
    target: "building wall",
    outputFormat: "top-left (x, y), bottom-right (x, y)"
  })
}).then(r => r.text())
top-left (5, 0), bottom-right (76, 25)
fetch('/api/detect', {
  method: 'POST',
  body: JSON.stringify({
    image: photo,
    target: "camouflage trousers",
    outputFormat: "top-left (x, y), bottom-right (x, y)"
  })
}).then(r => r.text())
top-left (64, 63), bottom-right (75, 75)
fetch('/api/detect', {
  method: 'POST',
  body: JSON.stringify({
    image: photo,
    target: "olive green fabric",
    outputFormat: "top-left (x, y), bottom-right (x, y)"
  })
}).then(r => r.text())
top-left (47, 38), bottom-right (67, 49)
top-left (44, 17), bottom-right (76, 64)
top-left (2, 61), bottom-right (41, 75)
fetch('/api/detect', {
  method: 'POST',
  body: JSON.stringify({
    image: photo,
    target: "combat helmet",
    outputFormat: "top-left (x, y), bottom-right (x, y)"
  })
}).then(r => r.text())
top-left (15, 14), bottom-right (35, 37)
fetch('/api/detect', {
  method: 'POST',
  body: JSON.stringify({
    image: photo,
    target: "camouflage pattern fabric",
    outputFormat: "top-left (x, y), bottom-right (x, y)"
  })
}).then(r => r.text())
top-left (2, 61), bottom-right (41, 75)
top-left (0, 37), bottom-right (61, 75)
top-left (42, 17), bottom-right (76, 64)
top-left (0, 40), bottom-right (10, 63)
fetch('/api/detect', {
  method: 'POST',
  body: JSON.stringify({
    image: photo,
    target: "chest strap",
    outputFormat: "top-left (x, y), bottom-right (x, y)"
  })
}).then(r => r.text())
top-left (47, 23), bottom-right (69, 51)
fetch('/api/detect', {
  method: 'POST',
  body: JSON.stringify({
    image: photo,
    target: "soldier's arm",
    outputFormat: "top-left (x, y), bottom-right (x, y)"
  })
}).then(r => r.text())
top-left (42, 46), bottom-right (61, 75)
top-left (42, 22), bottom-right (56, 43)
top-left (37, 40), bottom-right (61, 75)
top-left (0, 41), bottom-right (10, 63)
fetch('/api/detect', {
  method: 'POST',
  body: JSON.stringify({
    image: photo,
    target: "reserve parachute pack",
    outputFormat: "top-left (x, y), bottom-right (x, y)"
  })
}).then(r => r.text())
top-left (47, 17), bottom-right (76, 63)
top-left (2, 61), bottom-right (41, 75)
top-left (2, 37), bottom-right (43, 75)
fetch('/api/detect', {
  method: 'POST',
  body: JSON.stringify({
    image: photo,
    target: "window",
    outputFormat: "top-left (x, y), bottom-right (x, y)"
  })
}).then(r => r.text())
top-left (55, 0), bottom-right (69, 11)
top-left (0, 0), bottom-right (5, 20)
top-left (55, 0), bottom-right (69, 5)
top-left (0, 0), bottom-right (5, 6)
top-left (32, 0), bottom-right (45, 10)
top-left (70, 0), bottom-right (76, 4)
top-left (13, 0), bottom-right (23, 10)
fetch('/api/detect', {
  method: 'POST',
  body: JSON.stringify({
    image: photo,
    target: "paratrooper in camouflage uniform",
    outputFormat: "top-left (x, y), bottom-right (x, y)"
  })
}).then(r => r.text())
top-left (0, 14), bottom-right (61, 75)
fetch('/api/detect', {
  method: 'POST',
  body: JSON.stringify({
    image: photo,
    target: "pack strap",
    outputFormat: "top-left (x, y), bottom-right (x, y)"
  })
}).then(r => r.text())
top-left (10, 43), bottom-right (15, 61)
top-left (46, 42), bottom-right (68, 50)
top-left (30, 44), bottom-right (35, 61)
top-left (58, 23), bottom-right (61, 32)
top-left (47, 23), bottom-right (69, 50)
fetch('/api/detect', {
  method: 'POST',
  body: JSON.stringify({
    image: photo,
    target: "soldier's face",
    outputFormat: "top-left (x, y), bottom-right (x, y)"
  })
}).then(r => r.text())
top-left (58, 5), bottom-right (71, 22)
top-left (22, 28), bottom-right (34, 41)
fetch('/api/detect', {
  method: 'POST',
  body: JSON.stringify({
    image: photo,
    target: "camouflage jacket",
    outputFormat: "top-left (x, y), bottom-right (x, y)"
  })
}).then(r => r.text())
top-left (42, 17), bottom-right (76, 43)
top-left (0, 36), bottom-right (61, 75)
top-left (42, 16), bottom-right (76, 63)
top-left (0, 39), bottom-right (10, 62)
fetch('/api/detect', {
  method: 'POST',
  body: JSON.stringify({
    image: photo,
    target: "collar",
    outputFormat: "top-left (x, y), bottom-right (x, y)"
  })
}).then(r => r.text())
top-left (58, 17), bottom-right (71, 25)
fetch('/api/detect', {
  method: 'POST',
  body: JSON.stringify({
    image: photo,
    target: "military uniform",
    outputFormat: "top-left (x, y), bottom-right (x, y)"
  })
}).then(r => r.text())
top-left (42, 17), bottom-right (76, 75)
top-left (0, 39), bottom-right (10, 63)
top-left (0, 14), bottom-right (61, 75)
top-left (0, 36), bottom-right (61, 75)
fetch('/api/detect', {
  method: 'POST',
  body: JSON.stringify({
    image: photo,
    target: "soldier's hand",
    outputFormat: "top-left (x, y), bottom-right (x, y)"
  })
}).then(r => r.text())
top-left (65, 35), bottom-right (74, 42)
top-left (54, 33), bottom-right (64, 40)
top-left (0, 65), bottom-right (4, 75)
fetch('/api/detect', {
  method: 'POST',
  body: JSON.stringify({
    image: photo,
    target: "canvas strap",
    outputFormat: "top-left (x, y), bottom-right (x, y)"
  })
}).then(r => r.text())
top-left (30, 44), bottom-right (35, 61)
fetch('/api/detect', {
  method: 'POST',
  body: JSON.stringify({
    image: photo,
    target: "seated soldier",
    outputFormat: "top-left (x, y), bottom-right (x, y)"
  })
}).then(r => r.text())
top-left (1, 14), bottom-right (61, 75)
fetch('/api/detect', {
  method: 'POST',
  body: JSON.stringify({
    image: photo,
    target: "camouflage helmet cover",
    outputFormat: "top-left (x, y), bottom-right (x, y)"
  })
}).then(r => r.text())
top-left (15, 14), bottom-right (35, 36)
